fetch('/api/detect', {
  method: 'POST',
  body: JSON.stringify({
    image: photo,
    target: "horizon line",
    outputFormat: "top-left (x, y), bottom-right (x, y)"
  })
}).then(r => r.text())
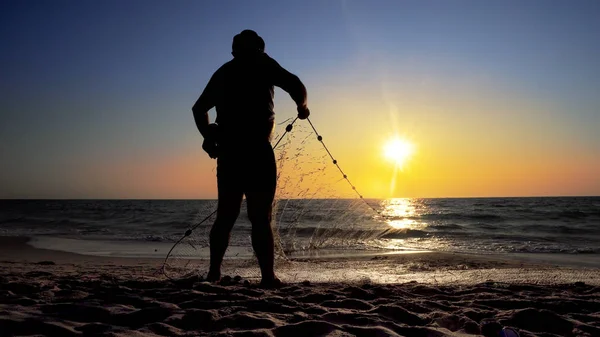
top-left (1, 195), bottom-right (599, 201)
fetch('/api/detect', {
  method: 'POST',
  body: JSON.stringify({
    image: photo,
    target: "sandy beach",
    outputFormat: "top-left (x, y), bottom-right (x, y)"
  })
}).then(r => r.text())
top-left (0, 237), bottom-right (599, 336)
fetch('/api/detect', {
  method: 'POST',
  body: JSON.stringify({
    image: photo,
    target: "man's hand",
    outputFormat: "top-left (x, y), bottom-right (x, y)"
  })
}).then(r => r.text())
top-left (202, 139), bottom-right (219, 159)
top-left (297, 105), bottom-right (310, 120)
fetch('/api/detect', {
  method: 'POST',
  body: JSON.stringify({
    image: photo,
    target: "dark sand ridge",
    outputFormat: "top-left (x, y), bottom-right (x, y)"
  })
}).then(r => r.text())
top-left (1, 236), bottom-right (600, 336)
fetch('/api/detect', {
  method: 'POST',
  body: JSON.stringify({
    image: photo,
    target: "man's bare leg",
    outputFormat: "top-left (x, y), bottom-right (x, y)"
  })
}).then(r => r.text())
top-left (249, 211), bottom-right (276, 282)
top-left (207, 186), bottom-right (243, 282)
top-left (246, 144), bottom-right (278, 286)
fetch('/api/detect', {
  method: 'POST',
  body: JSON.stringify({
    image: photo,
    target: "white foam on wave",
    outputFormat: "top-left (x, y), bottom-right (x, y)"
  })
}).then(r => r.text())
top-left (27, 236), bottom-right (430, 261)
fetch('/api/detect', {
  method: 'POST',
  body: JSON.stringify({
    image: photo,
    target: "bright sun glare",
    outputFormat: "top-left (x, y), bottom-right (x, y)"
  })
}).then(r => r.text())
top-left (383, 137), bottom-right (414, 168)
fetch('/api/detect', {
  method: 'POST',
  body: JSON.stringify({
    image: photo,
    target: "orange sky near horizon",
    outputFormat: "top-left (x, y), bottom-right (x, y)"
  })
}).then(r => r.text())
top-left (9, 72), bottom-right (597, 200)
top-left (48, 80), bottom-right (598, 200)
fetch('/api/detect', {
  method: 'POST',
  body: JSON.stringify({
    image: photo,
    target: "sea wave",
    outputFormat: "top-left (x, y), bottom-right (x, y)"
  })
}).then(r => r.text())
top-left (2, 197), bottom-right (599, 258)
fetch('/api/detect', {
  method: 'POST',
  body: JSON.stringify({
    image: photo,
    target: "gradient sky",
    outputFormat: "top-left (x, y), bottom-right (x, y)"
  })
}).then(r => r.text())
top-left (1, 0), bottom-right (599, 199)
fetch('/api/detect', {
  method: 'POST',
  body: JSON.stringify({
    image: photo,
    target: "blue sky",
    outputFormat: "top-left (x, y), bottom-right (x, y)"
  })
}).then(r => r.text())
top-left (1, 0), bottom-right (599, 198)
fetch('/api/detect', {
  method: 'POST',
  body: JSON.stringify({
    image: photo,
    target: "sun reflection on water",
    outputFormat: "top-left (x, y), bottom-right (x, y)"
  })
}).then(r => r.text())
top-left (376, 198), bottom-right (431, 251)
top-left (381, 198), bottom-right (425, 230)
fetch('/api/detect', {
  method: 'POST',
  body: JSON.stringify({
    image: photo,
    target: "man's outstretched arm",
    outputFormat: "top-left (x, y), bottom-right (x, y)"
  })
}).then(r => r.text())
top-left (269, 57), bottom-right (310, 119)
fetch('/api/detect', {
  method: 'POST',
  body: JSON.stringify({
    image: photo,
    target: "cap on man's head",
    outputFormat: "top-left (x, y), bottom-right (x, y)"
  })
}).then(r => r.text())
top-left (232, 30), bottom-right (265, 57)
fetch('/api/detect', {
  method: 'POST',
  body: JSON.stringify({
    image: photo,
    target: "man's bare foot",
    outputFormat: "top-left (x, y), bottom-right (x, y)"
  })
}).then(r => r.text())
top-left (206, 270), bottom-right (221, 282)
top-left (259, 277), bottom-right (283, 289)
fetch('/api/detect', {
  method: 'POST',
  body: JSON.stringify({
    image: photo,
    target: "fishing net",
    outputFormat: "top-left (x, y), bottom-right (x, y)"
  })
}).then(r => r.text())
top-left (162, 117), bottom-right (397, 280)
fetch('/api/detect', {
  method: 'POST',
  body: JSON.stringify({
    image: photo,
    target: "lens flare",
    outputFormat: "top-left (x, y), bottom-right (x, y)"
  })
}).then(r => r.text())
top-left (383, 137), bottom-right (414, 168)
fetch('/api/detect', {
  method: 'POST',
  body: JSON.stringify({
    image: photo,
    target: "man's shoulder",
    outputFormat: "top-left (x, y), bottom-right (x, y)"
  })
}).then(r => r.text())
top-left (210, 60), bottom-right (235, 81)
top-left (262, 53), bottom-right (280, 65)
top-left (222, 59), bottom-right (236, 67)
top-left (214, 54), bottom-right (280, 78)
top-left (216, 60), bottom-right (235, 73)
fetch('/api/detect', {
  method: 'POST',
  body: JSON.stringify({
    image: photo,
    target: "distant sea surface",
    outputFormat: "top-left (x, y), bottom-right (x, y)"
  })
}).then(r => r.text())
top-left (1, 197), bottom-right (599, 267)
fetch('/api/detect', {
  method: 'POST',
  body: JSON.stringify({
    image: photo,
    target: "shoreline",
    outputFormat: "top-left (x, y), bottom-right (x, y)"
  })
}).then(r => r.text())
top-left (6, 234), bottom-right (600, 270)
top-left (1, 235), bottom-right (599, 285)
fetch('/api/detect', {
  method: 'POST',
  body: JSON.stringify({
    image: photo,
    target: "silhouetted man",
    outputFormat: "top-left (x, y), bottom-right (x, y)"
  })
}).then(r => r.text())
top-left (192, 30), bottom-right (309, 287)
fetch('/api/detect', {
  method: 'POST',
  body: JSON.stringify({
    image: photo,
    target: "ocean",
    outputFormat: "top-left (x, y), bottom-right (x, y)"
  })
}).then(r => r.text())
top-left (1, 197), bottom-right (599, 267)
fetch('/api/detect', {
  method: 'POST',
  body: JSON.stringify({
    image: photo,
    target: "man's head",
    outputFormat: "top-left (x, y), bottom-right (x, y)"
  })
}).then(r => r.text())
top-left (232, 30), bottom-right (265, 58)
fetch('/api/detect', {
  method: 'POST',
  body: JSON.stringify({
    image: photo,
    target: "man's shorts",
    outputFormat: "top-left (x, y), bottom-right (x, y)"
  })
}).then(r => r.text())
top-left (216, 141), bottom-right (277, 202)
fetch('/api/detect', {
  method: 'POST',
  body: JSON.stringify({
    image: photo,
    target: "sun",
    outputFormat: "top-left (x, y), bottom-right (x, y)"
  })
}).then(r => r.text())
top-left (383, 137), bottom-right (414, 168)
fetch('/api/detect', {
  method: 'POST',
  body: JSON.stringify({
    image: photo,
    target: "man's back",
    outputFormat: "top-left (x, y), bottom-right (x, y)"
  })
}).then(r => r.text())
top-left (194, 53), bottom-right (307, 146)
top-left (212, 54), bottom-right (278, 142)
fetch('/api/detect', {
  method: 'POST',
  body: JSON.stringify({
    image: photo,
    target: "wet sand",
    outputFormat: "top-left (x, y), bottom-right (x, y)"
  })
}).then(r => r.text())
top-left (1, 236), bottom-right (599, 336)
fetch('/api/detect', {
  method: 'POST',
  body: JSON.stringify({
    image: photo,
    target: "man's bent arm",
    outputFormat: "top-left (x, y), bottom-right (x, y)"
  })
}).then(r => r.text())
top-left (192, 72), bottom-right (219, 139)
top-left (192, 103), bottom-right (210, 139)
